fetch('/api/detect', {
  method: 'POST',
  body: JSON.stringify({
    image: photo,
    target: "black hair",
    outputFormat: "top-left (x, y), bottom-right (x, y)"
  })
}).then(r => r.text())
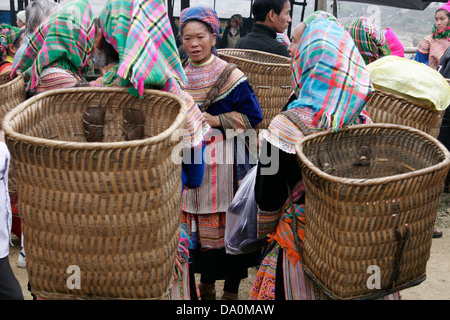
top-left (252, 0), bottom-right (290, 22)
top-left (436, 8), bottom-right (450, 18)
top-left (94, 18), bottom-right (119, 62)
top-left (12, 29), bottom-right (25, 47)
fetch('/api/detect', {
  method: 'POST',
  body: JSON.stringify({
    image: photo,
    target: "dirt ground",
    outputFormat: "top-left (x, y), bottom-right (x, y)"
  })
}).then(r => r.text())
top-left (8, 193), bottom-right (450, 300)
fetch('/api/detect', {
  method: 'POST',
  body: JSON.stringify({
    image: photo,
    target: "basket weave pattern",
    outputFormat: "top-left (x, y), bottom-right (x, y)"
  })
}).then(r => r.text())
top-left (365, 89), bottom-right (445, 138)
top-left (218, 49), bottom-right (292, 130)
top-left (0, 72), bottom-right (26, 129)
top-left (3, 88), bottom-right (187, 300)
top-left (0, 72), bottom-right (26, 193)
top-left (296, 124), bottom-right (450, 299)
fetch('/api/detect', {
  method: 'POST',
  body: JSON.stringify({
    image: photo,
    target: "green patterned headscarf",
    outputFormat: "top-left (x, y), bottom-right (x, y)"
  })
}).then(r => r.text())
top-left (99, 0), bottom-right (187, 96)
top-left (346, 17), bottom-right (391, 65)
top-left (12, 0), bottom-right (95, 92)
top-left (0, 24), bottom-right (22, 61)
top-left (304, 11), bottom-right (339, 26)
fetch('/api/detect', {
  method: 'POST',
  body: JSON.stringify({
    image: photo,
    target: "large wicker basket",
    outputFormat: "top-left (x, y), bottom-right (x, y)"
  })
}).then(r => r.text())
top-left (295, 123), bottom-right (450, 300)
top-left (365, 89), bottom-right (445, 138)
top-left (2, 87), bottom-right (188, 300)
top-left (0, 72), bottom-right (26, 129)
top-left (0, 72), bottom-right (26, 194)
top-left (218, 49), bottom-right (291, 129)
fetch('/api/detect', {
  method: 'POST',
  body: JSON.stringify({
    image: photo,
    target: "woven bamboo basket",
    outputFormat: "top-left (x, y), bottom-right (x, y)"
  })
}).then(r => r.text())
top-left (0, 72), bottom-right (26, 194)
top-left (0, 72), bottom-right (26, 129)
top-left (365, 89), bottom-right (445, 138)
top-left (295, 123), bottom-right (450, 300)
top-left (2, 87), bottom-right (188, 300)
top-left (218, 49), bottom-right (291, 130)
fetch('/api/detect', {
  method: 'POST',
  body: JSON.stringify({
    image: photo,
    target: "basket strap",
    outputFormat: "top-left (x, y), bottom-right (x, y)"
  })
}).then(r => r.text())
top-left (390, 225), bottom-right (410, 289)
top-left (281, 109), bottom-right (311, 266)
top-left (201, 63), bottom-right (237, 113)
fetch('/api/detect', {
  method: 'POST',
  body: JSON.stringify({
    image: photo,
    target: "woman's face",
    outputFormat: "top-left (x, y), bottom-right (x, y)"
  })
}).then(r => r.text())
top-left (435, 10), bottom-right (450, 32)
top-left (288, 22), bottom-right (306, 67)
top-left (230, 18), bottom-right (237, 28)
top-left (182, 20), bottom-right (216, 64)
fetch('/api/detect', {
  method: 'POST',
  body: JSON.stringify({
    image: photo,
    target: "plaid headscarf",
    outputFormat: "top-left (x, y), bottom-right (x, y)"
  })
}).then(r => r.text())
top-left (180, 6), bottom-right (220, 55)
top-left (304, 10), bottom-right (339, 26)
top-left (346, 17), bottom-right (391, 65)
top-left (12, 0), bottom-right (95, 92)
top-left (288, 18), bottom-right (373, 132)
top-left (0, 24), bottom-right (22, 61)
top-left (99, 0), bottom-right (186, 97)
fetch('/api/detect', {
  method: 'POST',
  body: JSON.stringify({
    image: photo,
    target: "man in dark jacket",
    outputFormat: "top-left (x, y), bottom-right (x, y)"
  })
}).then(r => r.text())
top-left (236, 0), bottom-right (291, 57)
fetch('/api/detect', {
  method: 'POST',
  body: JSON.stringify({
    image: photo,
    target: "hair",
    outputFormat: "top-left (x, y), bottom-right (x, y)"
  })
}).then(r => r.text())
top-left (94, 18), bottom-right (119, 63)
top-left (12, 29), bottom-right (25, 47)
top-left (252, 0), bottom-right (290, 22)
top-left (26, 0), bottom-right (61, 33)
top-left (436, 8), bottom-right (450, 18)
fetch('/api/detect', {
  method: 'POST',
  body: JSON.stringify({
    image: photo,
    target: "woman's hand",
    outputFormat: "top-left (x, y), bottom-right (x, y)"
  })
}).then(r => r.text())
top-left (0, 130), bottom-right (5, 143)
top-left (202, 112), bottom-right (221, 128)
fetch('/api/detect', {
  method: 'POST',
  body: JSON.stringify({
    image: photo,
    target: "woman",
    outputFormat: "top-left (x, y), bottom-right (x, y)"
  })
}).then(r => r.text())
top-left (0, 24), bottom-right (24, 75)
top-left (415, 1), bottom-right (450, 70)
top-left (219, 14), bottom-right (247, 49)
top-left (91, 0), bottom-right (211, 300)
top-left (346, 17), bottom-right (391, 65)
top-left (179, 6), bottom-right (263, 300)
top-left (12, 0), bottom-right (95, 95)
top-left (250, 14), bottom-right (400, 300)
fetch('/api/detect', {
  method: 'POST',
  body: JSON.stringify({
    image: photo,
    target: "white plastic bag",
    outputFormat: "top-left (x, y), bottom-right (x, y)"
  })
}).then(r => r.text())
top-left (225, 166), bottom-right (266, 255)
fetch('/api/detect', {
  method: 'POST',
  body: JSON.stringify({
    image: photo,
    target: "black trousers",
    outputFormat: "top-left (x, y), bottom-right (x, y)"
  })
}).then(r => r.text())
top-left (0, 256), bottom-right (24, 300)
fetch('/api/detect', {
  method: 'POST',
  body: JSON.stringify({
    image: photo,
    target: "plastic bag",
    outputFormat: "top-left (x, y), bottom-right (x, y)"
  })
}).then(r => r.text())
top-left (225, 166), bottom-right (266, 255)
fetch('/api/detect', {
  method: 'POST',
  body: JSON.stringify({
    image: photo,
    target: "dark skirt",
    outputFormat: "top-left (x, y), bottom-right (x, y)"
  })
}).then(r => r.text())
top-left (190, 246), bottom-right (261, 281)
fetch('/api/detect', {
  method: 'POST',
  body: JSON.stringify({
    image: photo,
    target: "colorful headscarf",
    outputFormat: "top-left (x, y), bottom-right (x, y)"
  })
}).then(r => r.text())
top-left (433, 2), bottom-right (450, 40)
top-left (99, 0), bottom-right (186, 97)
top-left (290, 18), bottom-right (373, 129)
top-left (263, 17), bottom-right (373, 153)
top-left (346, 17), bottom-right (391, 64)
top-left (180, 6), bottom-right (221, 49)
top-left (230, 14), bottom-right (243, 26)
top-left (304, 10), bottom-right (339, 26)
top-left (0, 24), bottom-right (22, 61)
top-left (12, 0), bottom-right (95, 92)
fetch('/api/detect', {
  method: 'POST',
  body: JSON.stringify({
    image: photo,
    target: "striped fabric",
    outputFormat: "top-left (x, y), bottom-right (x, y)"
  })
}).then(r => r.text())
top-left (346, 17), bottom-right (391, 65)
top-left (93, 0), bottom-right (210, 149)
top-left (304, 10), bottom-right (340, 26)
top-left (34, 67), bottom-right (81, 94)
top-left (249, 244), bottom-right (280, 300)
top-left (417, 34), bottom-right (450, 70)
top-left (13, 0), bottom-right (95, 93)
top-left (264, 17), bottom-right (373, 154)
top-left (184, 55), bottom-right (247, 108)
top-left (276, 32), bottom-right (290, 46)
top-left (0, 24), bottom-right (22, 62)
top-left (180, 6), bottom-right (220, 37)
top-left (99, 0), bottom-right (186, 97)
top-left (290, 18), bottom-right (373, 130)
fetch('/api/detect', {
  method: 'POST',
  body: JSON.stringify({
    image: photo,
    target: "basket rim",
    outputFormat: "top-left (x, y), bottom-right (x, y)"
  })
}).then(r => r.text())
top-left (295, 123), bottom-right (450, 186)
top-left (0, 72), bottom-right (23, 89)
top-left (2, 87), bottom-right (188, 150)
top-left (370, 86), bottom-right (445, 114)
top-left (217, 48), bottom-right (290, 67)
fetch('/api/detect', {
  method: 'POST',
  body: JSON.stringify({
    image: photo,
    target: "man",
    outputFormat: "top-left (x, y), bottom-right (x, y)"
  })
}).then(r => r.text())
top-left (236, 0), bottom-right (291, 57)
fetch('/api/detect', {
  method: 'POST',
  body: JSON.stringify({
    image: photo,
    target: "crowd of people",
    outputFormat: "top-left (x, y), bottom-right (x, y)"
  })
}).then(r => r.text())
top-left (0, 0), bottom-right (449, 301)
